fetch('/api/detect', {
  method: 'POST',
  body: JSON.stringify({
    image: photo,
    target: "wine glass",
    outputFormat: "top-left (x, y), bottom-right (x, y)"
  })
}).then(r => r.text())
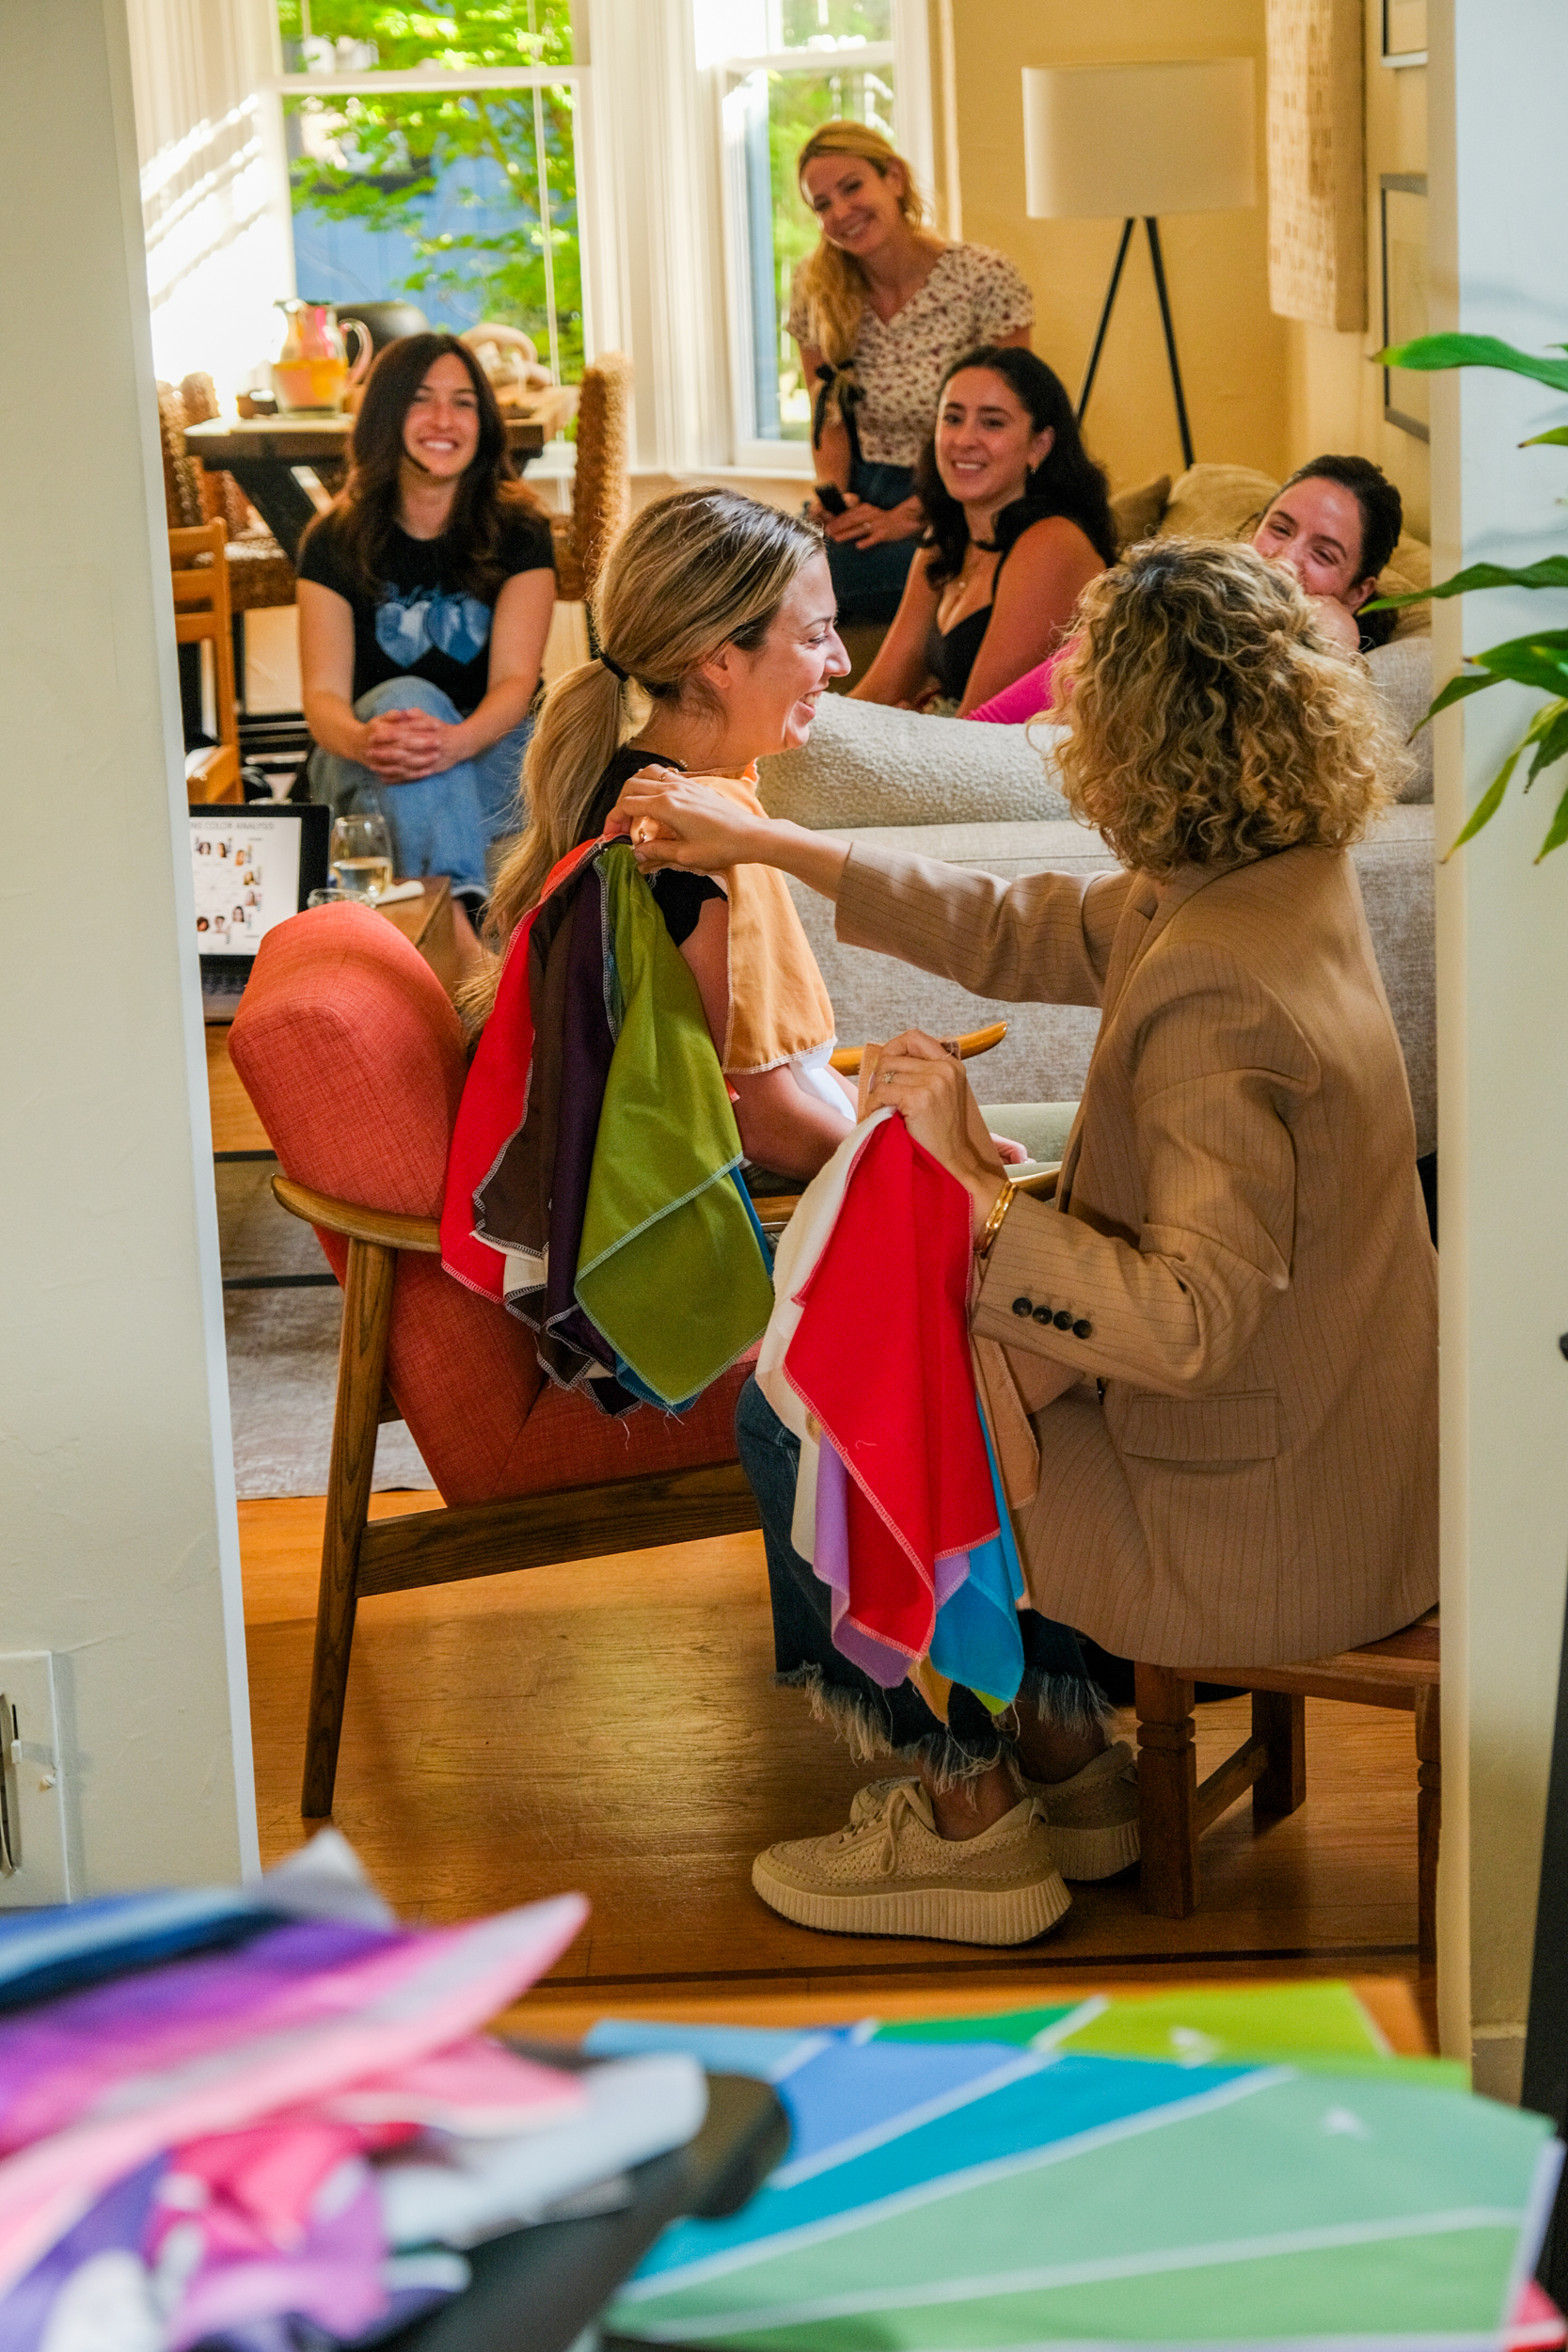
top-left (329, 811), bottom-right (394, 902)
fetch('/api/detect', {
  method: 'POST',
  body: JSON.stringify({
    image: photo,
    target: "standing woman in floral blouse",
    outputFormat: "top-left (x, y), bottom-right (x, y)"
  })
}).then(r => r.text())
top-left (790, 120), bottom-right (1034, 627)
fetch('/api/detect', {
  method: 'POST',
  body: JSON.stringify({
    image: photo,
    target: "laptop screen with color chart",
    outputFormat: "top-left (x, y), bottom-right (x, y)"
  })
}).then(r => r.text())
top-left (191, 803), bottom-right (330, 1019)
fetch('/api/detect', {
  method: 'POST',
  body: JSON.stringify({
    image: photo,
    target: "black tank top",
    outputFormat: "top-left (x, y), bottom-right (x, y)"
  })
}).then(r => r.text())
top-left (922, 534), bottom-right (1021, 703)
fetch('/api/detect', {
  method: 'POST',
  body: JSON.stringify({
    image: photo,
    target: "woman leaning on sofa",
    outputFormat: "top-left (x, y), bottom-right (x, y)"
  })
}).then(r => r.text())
top-left (610, 539), bottom-right (1438, 1950)
top-left (790, 120), bottom-right (1034, 626)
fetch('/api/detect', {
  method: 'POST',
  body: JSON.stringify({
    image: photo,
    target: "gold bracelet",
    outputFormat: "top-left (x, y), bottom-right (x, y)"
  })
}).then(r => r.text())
top-left (975, 1177), bottom-right (1017, 1262)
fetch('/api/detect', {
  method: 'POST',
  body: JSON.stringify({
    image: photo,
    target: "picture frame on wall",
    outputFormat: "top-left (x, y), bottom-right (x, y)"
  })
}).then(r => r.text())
top-left (1382, 0), bottom-right (1427, 66)
top-left (1381, 175), bottom-right (1430, 440)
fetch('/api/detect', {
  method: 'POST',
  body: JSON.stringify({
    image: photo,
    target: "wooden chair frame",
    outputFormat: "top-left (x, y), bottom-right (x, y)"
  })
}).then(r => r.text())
top-left (1132, 1613), bottom-right (1441, 1964)
top-left (272, 1024), bottom-right (1016, 1816)
top-left (274, 1176), bottom-right (763, 1818)
top-left (170, 518), bottom-right (241, 803)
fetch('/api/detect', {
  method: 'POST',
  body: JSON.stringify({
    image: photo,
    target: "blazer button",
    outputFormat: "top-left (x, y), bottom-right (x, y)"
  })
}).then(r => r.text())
top-left (1032, 1305), bottom-right (1053, 1325)
top-left (1011, 1296), bottom-right (1033, 1318)
top-left (1073, 1318), bottom-right (1093, 1340)
top-left (1053, 1310), bottom-right (1073, 1331)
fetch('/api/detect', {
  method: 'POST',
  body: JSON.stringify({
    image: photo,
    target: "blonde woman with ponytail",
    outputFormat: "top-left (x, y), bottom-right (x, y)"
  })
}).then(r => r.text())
top-left (790, 120), bottom-right (1034, 626)
top-left (475, 488), bottom-right (861, 1181)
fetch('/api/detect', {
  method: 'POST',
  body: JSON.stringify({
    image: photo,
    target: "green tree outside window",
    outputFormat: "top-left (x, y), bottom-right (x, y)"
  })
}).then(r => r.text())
top-left (276, 2), bottom-right (581, 378)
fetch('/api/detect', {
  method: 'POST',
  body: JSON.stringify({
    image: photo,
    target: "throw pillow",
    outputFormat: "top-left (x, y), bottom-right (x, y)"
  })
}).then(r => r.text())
top-left (1158, 462), bottom-right (1281, 545)
top-left (1109, 473), bottom-right (1171, 552)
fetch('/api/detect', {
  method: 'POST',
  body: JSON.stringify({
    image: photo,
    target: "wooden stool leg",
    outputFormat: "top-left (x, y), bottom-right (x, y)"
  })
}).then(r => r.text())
top-left (1135, 1664), bottom-right (1198, 1915)
top-left (1416, 1682), bottom-right (1441, 1968)
top-left (1253, 1690), bottom-right (1307, 1820)
top-left (301, 1237), bottom-right (396, 1818)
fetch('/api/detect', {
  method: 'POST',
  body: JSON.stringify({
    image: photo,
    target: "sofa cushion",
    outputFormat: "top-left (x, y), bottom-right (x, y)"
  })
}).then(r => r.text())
top-left (1159, 462), bottom-right (1281, 542)
top-left (1365, 636), bottom-right (1434, 801)
top-left (1110, 472), bottom-right (1171, 550)
top-left (759, 690), bottom-right (1071, 831)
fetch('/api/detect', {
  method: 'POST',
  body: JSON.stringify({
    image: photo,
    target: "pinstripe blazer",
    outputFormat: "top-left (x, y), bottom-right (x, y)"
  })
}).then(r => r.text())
top-left (835, 841), bottom-right (1438, 1667)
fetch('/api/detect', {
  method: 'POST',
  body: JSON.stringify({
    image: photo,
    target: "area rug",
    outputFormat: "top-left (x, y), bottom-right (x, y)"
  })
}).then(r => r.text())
top-left (217, 1161), bottom-right (436, 1499)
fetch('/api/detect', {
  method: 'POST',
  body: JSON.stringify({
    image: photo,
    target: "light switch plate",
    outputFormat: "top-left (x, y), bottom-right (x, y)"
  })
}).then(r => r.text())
top-left (0, 1652), bottom-right (71, 1904)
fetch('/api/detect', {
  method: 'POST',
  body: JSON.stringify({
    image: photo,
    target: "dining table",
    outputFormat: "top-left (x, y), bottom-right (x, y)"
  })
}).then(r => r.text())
top-left (184, 412), bottom-right (548, 562)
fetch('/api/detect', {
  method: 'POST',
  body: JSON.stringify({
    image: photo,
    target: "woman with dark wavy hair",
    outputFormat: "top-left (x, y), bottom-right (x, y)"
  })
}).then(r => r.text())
top-left (297, 332), bottom-right (555, 931)
top-left (853, 345), bottom-right (1115, 717)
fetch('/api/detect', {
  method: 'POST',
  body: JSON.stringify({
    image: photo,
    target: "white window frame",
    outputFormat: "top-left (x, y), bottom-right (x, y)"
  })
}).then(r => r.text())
top-left (263, 61), bottom-right (594, 387)
top-left (707, 7), bottom-right (934, 475)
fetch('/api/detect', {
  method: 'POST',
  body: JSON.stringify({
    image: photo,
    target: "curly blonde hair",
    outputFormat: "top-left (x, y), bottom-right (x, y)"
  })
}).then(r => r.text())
top-left (794, 121), bottom-right (930, 373)
top-left (1054, 540), bottom-right (1405, 879)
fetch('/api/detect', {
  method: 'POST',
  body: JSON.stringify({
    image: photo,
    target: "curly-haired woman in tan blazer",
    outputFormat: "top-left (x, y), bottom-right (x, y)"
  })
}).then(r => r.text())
top-left (609, 540), bottom-right (1437, 1949)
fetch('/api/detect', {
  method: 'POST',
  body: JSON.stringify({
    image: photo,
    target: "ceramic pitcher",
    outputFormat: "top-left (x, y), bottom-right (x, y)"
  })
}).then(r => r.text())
top-left (271, 301), bottom-right (372, 414)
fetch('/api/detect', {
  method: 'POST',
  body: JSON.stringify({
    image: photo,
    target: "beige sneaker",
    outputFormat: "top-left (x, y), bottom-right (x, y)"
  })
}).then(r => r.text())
top-left (849, 1742), bottom-right (1140, 1882)
top-left (752, 1784), bottom-right (1071, 1946)
top-left (1032, 1740), bottom-right (1140, 1881)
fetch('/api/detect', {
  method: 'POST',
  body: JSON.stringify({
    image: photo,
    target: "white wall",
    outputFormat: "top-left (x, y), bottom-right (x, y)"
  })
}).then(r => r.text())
top-left (0, 0), bottom-right (257, 1892)
top-left (1430, 0), bottom-right (1568, 2084)
top-left (128, 0), bottom-right (290, 401)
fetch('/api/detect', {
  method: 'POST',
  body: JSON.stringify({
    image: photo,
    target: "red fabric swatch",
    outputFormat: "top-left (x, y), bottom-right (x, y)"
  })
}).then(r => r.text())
top-left (783, 1116), bottom-right (999, 1662)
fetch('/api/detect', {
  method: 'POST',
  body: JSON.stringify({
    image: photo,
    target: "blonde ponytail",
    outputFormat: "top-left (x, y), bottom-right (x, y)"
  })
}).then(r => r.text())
top-left (465, 487), bottom-right (822, 1025)
top-left (794, 120), bottom-right (929, 384)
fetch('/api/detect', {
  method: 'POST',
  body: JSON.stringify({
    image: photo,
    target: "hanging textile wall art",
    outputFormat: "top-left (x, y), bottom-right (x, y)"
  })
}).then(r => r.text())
top-left (1265, 0), bottom-right (1367, 331)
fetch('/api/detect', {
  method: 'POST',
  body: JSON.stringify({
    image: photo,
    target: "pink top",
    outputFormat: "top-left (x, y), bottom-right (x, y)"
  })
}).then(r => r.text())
top-left (965, 644), bottom-right (1069, 726)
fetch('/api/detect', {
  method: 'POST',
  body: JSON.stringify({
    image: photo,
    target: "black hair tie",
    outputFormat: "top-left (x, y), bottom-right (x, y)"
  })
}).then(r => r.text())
top-left (599, 649), bottom-right (629, 683)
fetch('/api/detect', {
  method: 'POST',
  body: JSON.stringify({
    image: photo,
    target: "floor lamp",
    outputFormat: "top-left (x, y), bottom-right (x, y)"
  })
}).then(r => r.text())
top-left (1022, 59), bottom-right (1257, 471)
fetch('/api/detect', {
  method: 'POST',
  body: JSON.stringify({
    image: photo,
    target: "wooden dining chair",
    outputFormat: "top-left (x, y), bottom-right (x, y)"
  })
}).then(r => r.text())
top-left (1132, 1610), bottom-right (1441, 1963)
top-left (168, 518), bottom-right (241, 803)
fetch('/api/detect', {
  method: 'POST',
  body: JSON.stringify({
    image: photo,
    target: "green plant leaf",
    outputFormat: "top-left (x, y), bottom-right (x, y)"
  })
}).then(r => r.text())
top-left (1419, 668), bottom-right (1501, 727)
top-left (1366, 557), bottom-right (1568, 612)
top-left (1445, 744), bottom-right (1526, 855)
top-left (1522, 425), bottom-right (1568, 447)
top-left (1525, 699), bottom-right (1568, 787)
top-left (1374, 332), bottom-right (1568, 394)
top-left (1536, 775), bottom-right (1568, 861)
top-left (1473, 635), bottom-right (1568, 693)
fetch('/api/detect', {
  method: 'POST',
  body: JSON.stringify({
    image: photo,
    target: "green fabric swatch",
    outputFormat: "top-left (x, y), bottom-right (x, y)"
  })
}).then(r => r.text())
top-left (575, 846), bottom-right (775, 1407)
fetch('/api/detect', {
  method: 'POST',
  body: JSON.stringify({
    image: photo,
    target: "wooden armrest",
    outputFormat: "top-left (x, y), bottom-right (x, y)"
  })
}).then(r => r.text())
top-left (272, 1174), bottom-right (442, 1253)
top-left (830, 1020), bottom-right (1006, 1076)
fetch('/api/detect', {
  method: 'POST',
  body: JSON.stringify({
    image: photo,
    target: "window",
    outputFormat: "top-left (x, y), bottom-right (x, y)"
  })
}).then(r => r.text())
top-left (698, 1), bottom-right (928, 471)
top-left (271, 4), bottom-right (584, 380)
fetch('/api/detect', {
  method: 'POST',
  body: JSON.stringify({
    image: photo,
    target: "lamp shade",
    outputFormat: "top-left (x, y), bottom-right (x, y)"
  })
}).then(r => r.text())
top-left (1022, 58), bottom-right (1257, 221)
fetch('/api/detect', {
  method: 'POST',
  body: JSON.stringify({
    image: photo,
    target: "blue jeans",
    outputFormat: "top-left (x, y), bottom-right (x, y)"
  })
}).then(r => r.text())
top-left (308, 677), bottom-right (532, 901)
top-left (823, 458), bottom-right (922, 627)
top-left (735, 1376), bottom-right (1103, 1788)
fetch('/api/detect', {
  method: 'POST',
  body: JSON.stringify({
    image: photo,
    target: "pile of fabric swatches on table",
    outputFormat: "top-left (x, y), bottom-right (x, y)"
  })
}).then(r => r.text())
top-left (441, 835), bottom-right (777, 1416)
top-left (0, 1832), bottom-right (706, 2351)
top-left (591, 1980), bottom-right (1566, 2350)
top-left (757, 1104), bottom-right (1046, 1711)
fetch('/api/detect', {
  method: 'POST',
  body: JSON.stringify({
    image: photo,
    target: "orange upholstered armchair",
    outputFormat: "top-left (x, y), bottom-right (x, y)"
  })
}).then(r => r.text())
top-left (228, 903), bottom-right (758, 1818)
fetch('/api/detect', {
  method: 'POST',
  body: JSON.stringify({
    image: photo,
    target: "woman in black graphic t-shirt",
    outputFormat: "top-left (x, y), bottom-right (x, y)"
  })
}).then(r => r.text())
top-left (297, 333), bottom-right (555, 926)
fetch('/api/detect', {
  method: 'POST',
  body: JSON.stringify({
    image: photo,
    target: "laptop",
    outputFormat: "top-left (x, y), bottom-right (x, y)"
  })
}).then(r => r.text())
top-left (192, 803), bottom-right (330, 1021)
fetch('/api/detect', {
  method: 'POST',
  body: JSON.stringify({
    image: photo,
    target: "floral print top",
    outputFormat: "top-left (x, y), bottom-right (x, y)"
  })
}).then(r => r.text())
top-left (787, 242), bottom-right (1035, 468)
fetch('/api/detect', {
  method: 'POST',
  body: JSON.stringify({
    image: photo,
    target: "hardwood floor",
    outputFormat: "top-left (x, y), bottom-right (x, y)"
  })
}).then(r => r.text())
top-left (241, 1494), bottom-right (1433, 2037)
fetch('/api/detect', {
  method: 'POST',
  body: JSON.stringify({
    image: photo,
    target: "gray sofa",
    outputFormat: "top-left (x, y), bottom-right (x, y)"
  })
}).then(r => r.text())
top-left (758, 693), bottom-right (1436, 1159)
